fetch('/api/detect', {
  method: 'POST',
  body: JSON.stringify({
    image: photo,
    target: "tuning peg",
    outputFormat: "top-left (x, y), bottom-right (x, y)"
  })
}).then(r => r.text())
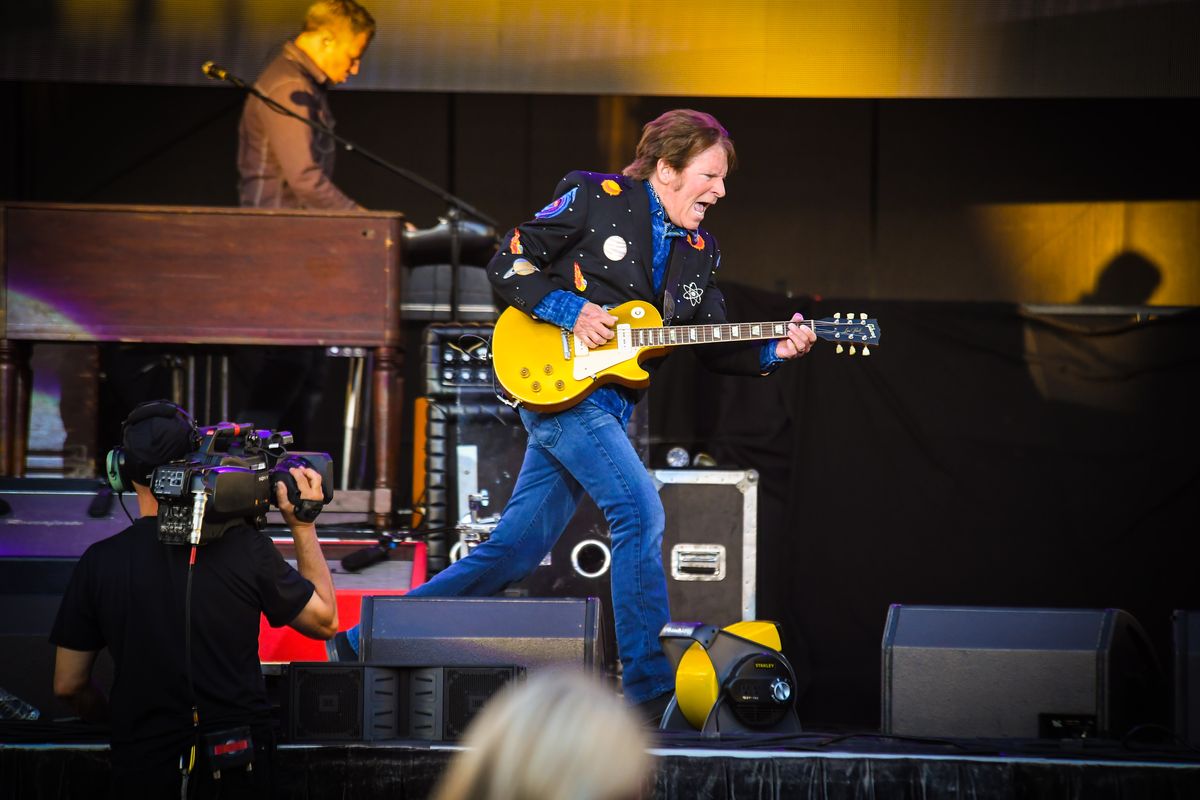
top-left (863, 346), bottom-right (871, 356)
top-left (836, 344), bottom-right (844, 354)
top-left (849, 345), bottom-right (857, 356)
top-left (834, 312), bottom-right (841, 321)
top-left (859, 313), bottom-right (867, 321)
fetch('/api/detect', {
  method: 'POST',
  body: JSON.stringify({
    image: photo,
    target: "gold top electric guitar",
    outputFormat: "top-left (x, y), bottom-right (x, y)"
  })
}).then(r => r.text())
top-left (491, 300), bottom-right (881, 412)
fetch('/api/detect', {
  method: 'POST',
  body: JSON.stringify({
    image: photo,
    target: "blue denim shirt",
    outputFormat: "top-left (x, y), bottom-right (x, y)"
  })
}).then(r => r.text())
top-left (645, 180), bottom-right (689, 295)
top-left (529, 292), bottom-right (634, 423)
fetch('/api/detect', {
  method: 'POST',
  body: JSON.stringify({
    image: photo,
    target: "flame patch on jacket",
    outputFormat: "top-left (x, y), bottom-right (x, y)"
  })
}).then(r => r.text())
top-left (688, 231), bottom-right (705, 250)
top-left (573, 262), bottom-right (588, 291)
top-left (509, 230), bottom-right (523, 254)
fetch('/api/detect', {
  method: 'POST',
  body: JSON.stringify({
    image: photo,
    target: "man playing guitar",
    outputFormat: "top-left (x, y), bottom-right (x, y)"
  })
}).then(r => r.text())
top-left (333, 109), bottom-right (815, 720)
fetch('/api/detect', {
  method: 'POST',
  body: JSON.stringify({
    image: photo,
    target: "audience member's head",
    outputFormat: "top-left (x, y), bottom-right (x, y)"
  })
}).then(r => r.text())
top-left (431, 670), bottom-right (653, 800)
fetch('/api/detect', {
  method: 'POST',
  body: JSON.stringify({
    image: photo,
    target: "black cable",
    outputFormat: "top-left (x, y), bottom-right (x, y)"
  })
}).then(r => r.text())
top-left (1121, 723), bottom-right (1200, 755)
top-left (117, 493), bottom-right (136, 525)
top-left (446, 334), bottom-right (492, 361)
top-left (181, 544), bottom-right (199, 793)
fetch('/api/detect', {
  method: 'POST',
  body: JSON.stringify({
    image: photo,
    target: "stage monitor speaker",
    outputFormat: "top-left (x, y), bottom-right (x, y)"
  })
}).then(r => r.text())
top-left (1175, 609), bottom-right (1200, 747)
top-left (0, 478), bottom-right (128, 557)
top-left (360, 596), bottom-right (606, 672)
top-left (882, 605), bottom-right (1164, 739)
top-left (407, 666), bottom-right (522, 741)
top-left (0, 556), bottom-right (115, 720)
top-left (284, 663), bottom-right (401, 742)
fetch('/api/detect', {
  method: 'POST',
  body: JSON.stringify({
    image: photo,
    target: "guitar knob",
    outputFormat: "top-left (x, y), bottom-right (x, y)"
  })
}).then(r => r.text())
top-left (520, 367), bottom-right (530, 378)
top-left (530, 381), bottom-right (541, 392)
top-left (543, 364), bottom-right (553, 375)
top-left (555, 380), bottom-right (565, 390)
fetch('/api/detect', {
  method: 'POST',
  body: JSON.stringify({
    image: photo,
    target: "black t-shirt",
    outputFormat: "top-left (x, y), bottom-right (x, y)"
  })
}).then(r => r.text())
top-left (50, 516), bottom-right (313, 775)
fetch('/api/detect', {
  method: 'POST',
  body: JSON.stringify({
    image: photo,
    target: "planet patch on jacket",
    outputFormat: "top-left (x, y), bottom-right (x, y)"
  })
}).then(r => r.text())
top-left (601, 179), bottom-right (622, 196)
top-left (602, 235), bottom-right (627, 261)
top-left (535, 187), bottom-right (577, 219)
top-left (503, 258), bottom-right (539, 279)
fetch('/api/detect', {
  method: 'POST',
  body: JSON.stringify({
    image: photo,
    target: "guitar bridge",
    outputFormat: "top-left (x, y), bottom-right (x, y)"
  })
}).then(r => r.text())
top-left (560, 329), bottom-right (573, 361)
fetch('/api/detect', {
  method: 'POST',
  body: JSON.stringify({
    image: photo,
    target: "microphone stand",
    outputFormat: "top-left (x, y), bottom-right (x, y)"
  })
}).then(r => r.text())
top-left (206, 63), bottom-right (498, 321)
top-left (208, 62), bottom-right (498, 565)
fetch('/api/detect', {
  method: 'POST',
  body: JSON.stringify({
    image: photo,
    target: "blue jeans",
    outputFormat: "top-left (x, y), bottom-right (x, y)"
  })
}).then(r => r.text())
top-left (347, 397), bottom-right (674, 704)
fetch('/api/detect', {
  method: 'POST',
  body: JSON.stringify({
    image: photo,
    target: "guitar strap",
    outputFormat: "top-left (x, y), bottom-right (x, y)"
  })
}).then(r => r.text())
top-left (660, 242), bottom-right (689, 325)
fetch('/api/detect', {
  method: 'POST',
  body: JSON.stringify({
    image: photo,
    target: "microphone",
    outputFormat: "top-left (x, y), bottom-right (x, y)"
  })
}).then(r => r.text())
top-left (201, 61), bottom-right (245, 87)
top-left (341, 532), bottom-right (402, 573)
top-left (88, 486), bottom-right (115, 518)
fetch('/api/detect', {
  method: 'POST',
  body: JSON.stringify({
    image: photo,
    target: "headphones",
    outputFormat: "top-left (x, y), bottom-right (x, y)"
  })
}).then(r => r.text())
top-left (104, 400), bottom-right (200, 493)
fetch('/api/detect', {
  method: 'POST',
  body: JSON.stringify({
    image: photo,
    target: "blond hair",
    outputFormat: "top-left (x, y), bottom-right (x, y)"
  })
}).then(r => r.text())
top-left (432, 670), bottom-right (653, 800)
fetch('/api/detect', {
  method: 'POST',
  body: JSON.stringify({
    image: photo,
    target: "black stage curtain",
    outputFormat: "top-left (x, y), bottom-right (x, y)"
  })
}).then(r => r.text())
top-left (649, 285), bottom-right (1200, 728)
top-left (4, 744), bottom-right (1198, 800)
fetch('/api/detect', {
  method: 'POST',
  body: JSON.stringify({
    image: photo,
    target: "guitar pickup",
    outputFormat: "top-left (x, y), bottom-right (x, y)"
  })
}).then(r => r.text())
top-left (670, 544), bottom-right (726, 581)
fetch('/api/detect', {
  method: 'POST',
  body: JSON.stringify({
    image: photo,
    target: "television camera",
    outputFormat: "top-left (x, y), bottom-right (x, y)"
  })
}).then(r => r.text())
top-left (148, 422), bottom-right (334, 545)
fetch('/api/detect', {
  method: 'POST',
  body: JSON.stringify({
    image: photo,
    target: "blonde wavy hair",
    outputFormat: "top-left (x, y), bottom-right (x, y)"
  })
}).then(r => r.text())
top-left (431, 670), bottom-right (653, 800)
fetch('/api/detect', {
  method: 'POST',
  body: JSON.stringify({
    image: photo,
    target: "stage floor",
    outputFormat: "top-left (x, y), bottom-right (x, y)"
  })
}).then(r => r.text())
top-left (3, 729), bottom-right (1199, 799)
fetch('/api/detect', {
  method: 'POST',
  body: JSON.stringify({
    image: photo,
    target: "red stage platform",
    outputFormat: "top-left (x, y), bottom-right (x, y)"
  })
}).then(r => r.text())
top-left (259, 538), bottom-right (427, 663)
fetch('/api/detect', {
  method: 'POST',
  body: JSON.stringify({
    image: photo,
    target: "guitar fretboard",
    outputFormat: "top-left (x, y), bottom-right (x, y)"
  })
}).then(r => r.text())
top-left (631, 320), bottom-right (810, 349)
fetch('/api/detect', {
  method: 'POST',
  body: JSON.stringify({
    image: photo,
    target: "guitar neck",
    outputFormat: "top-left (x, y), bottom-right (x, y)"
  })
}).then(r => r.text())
top-left (630, 320), bottom-right (808, 349)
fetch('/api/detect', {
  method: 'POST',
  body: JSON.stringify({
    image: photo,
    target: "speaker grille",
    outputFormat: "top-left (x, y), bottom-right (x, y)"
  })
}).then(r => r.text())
top-left (444, 668), bottom-right (519, 739)
top-left (294, 667), bottom-right (363, 740)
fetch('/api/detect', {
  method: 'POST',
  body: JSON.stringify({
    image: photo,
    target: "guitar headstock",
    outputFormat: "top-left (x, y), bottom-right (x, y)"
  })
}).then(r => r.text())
top-left (815, 312), bottom-right (881, 356)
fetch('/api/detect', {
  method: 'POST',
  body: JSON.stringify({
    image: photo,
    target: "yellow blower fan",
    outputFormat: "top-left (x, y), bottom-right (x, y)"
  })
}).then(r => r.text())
top-left (658, 620), bottom-right (802, 735)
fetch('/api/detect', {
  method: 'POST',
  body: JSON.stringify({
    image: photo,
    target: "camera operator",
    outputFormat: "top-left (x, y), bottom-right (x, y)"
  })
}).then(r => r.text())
top-left (50, 401), bottom-right (338, 798)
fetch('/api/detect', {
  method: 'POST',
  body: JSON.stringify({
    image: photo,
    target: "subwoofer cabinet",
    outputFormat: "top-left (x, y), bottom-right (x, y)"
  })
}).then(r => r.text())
top-left (281, 661), bottom-right (521, 742)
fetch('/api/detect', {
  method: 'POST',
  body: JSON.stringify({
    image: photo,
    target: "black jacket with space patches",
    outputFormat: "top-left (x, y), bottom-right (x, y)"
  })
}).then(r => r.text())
top-left (487, 170), bottom-right (765, 376)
